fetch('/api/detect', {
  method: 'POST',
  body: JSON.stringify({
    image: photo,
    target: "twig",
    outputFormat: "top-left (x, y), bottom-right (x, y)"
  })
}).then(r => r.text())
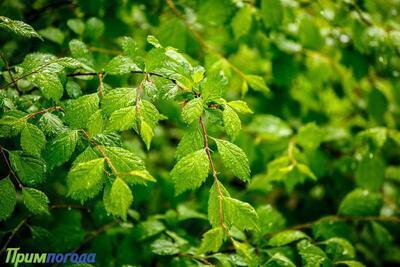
top-left (0, 52), bottom-right (20, 91)
top-left (24, 106), bottom-right (63, 120)
top-left (79, 130), bottom-right (119, 175)
top-left (0, 204), bottom-right (87, 256)
top-left (0, 145), bottom-right (22, 189)
top-left (165, 0), bottom-right (246, 79)
top-left (97, 72), bottom-right (104, 97)
top-left (199, 115), bottom-right (233, 242)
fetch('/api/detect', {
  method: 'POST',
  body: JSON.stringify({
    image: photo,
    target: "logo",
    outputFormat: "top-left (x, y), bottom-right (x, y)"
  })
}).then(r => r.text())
top-left (5, 248), bottom-right (96, 266)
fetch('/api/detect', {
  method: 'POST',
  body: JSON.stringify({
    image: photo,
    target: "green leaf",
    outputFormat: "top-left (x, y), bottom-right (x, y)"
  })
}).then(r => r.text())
top-left (87, 109), bottom-right (104, 136)
top-left (121, 36), bottom-right (137, 59)
top-left (22, 188), bottom-right (49, 215)
top-left (67, 158), bottom-right (105, 202)
top-left (106, 106), bottom-right (136, 132)
top-left (0, 111), bottom-right (26, 138)
top-left (105, 55), bottom-right (139, 75)
top-left (244, 75), bottom-right (269, 93)
top-left (228, 100), bottom-right (253, 114)
top-left (214, 138), bottom-right (250, 182)
top-left (223, 196), bottom-right (259, 231)
top-left (231, 5), bottom-right (252, 39)
top-left (247, 115), bottom-right (292, 140)
top-left (21, 123), bottom-right (46, 157)
top-left (260, 0), bottom-right (283, 30)
top-left (38, 112), bottom-right (66, 136)
top-left (355, 156), bottom-right (384, 191)
top-left (299, 15), bottom-right (324, 50)
top-left (0, 16), bottom-right (42, 39)
top-left (33, 72), bottom-right (63, 101)
top-left (322, 237), bottom-right (356, 259)
top-left (296, 123), bottom-right (325, 150)
top-left (296, 164), bottom-right (317, 181)
top-left (339, 189), bottom-right (383, 216)
top-left (101, 146), bottom-right (145, 175)
top-left (45, 130), bottom-right (78, 168)
top-left (151, 239), bottom-right (180, 256)
top-left (128, 169), bottom-right (156, 184)
top-left (175, 126), bottom-right (204, 160)
top-left (265, 253), bottom-right (296, 267)
top-left (9, 151), bottom-right (46, 185)
top-left (170, 149), bottom-right (209, 195)
top-left (139, 119), bottom-right (154, 150)
top-left (103, 178), bottom-right (133, 220)
top-left (208, 180), bottom-right (230, 228)
top-left (0, 177), bottom-right (16, 221)
top-left (198, 227), bottom-right (225, 254)
top-left (182, 97), bottom-right (203, 124)
top-left (101, 87), bottom-right (135, 115)
top-left (257, 205), bottom-right (286, 236)
top-left (39, 27), bottom-right (65, 44)
top-left (223, 105), bottom-right (241, 140)
top-left (67, 19), bottom-right (85, 35)
top-left (297, 239), bottom-right (329, 266)
top-left (268, 230), bottom-right (309, 246)
top-left (63, 93), bottom-right (99, 128)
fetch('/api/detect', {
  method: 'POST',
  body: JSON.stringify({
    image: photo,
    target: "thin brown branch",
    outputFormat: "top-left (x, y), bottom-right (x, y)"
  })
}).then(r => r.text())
top-left (0, 52), bottom-right (20, 91)
top-left (0, 145), bottom-right (22, 189)
top-left (24, 106), bottom-right (63, 120)
top-left (0, 217), bottom-right (28, 256)
top-left (97, 72), bottom-right (104, 97)
top-left (0, 204), bottom-right (87, 256)
top-left (0, 60), bottom-right (61, 90)
top-left (165, 0), bottom-right (246, 79)
top-left (72, 221), bottom-right (119, 253)
top-left (80, 130), bottom-right (119, 175)
top-left (199, 115), bottom-right (233, 242)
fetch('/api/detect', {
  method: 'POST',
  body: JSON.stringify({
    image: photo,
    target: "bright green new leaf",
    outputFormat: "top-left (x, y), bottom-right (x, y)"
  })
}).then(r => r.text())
top-left (101, 87), bottom-right (135, 115)
top-left (86, 109), bottom-right (104, 136)
top-left (231, 5), bottom-right (252, 39)
top-left (170, 149), bottom-right (209, 195)
top-left (214, 138), bottom-right (250, 182)
top-left (208, 180), bottom-right (230, 228)
top-left (103, 178), bottom-right (133, 220)
top-left (182, 97), bottom-right (203, 124)
top-left (140, 119), bottom-right (154, 150)
top-left (22, 188), bottom-right (49, 215)
top-left (223, 105), bottom-right (241, 140)
top-left (101, 146), bottom-right (145, 174)
top-left (9, 151), bottom-right (46, 185)
top-left (0, 177), bottom-right (16, 221)
top-left (223, 196), bottom-right (259, 231)
top-left (265, 253), bottom-right (296, 267)
top-left (107, 106), bottom-right (136, 132)
top-left (175, 126), bottom-right (204, 160)
top-left (260, 0), bottom-right (283, 30)
top-left (21, 123), bottom-right (46, 157)
top-left (296, 122), bottom-right (325, 150)
top-left (244, 75), bottom-right (269, 93)
top-left (105, 55), bottom-right (139, 75)
top-left (67, 158), bottom-right (105, 202)
top-left (198, 227), bottom-right (225, 254)
top-left (228, 100), bottom-right (253, 114)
